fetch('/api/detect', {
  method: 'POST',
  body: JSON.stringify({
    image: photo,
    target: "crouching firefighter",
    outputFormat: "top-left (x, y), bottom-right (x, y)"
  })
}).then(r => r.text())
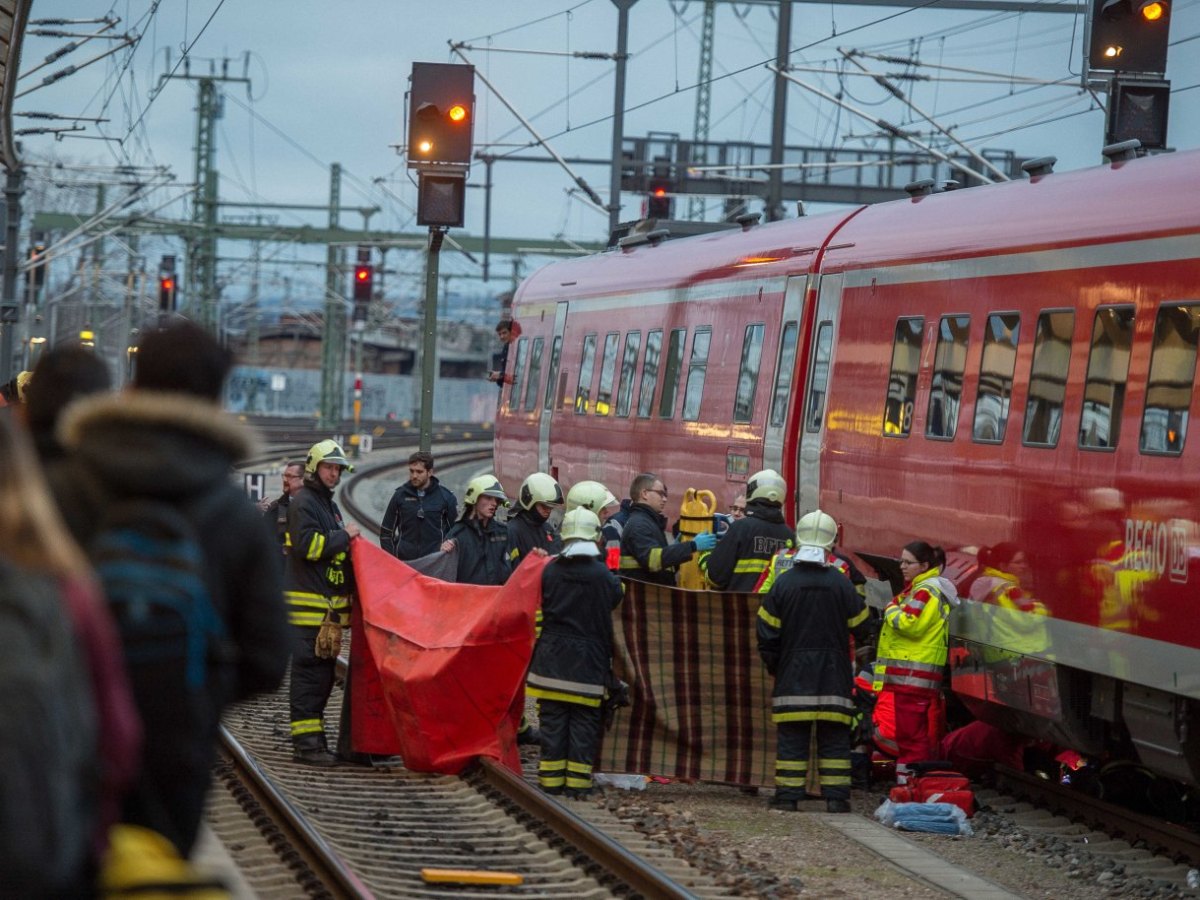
top-left (526, 508), bottom-right (624, 798)
top-left (286, 439), bottom-right (360, 766)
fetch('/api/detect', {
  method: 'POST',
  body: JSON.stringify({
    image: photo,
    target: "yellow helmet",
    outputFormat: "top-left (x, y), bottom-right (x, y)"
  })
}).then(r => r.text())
top-left (464, 474), bottom-right (510, 506)
top-left (305, 439), bottom-right (354, 476)
top-left (565, 480), bottom-right (618, 514)
top-left (747, 468), bottom-right (786, 504)
top-left (518, 472), bottom-right (564, 510)
top-left (560, 507), bottom-right (602, 543)
top-left (796, 509), bottom-right (838, 550)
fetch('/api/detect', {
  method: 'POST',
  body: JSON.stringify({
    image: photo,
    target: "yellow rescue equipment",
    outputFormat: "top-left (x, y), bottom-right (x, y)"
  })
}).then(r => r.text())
top-left (675, 488), bottom-right (716, 590)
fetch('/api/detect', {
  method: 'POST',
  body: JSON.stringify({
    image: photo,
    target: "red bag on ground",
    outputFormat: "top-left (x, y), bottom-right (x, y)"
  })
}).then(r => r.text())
top-left (348, 540), bottom-right (547, 775)
top-left (891, 769), bottom-right (975, 816)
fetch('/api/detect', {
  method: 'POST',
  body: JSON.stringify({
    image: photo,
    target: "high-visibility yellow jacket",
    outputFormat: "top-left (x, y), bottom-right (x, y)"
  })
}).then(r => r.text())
top-left (873, 567), bottom-right (951, 694)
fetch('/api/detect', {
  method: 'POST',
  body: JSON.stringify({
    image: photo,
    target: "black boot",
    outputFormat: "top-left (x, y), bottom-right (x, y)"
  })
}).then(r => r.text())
top-left (294, 734), bottom-right (338, 767)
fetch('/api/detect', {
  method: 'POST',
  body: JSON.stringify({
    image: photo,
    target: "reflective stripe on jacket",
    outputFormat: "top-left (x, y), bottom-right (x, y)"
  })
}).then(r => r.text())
top-left (873, 567), bottom-right (951, 694)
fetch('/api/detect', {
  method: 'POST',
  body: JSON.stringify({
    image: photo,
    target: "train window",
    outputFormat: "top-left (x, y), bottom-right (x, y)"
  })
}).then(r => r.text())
top-left (769, 322), bottom-right (799, 428)
top-left (883, 318), bottom-right (924, 437)
top-left (615, 331), bottom-right (642, 417)
top-left (659, 328), bottom-right (687, 419)
top-left (543, 336), bottom-right (562, 412)
top-left (507, 338), bottom-right (528, 411)
top-left (1140, 303), bottom-right (1200, 455)
top-left (1079, 305), bottom-right (1135, 450)
top-left (926, 315), bottom-right (970, 440)
top-left (523, 337), bottom-right (544, 411)
top-left (804, 322), bottom-right (833, 433)
top-left (637, 330), bottom-right (663, 418)
top-left (972, 313), bottom-right (1020, 443)
top-left (1023, 310), bottom-right (1073, 447)
top-left (682, 327), bottom-right (712, 421)
top-left (595, 332), bottom-right (620, 416)
top-left (733, 324), bottom-right (765, 424)
top-left (575, 333), bottom-right (598, 415)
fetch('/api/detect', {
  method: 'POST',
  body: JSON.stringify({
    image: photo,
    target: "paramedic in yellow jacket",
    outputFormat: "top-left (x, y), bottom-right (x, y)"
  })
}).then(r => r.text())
top-left (874, 540), bottom-right (953, 784)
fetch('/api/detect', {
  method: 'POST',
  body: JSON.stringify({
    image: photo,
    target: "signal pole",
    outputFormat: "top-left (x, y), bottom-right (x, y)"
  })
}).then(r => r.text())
top-left (419, 227), bottom-right (446, 452)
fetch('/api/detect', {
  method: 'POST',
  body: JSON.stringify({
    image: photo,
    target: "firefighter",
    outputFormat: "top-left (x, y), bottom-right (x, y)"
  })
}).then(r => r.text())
top-left (526, 507), bottom-right (623, 798)
top-left (442, 474), bottom-right (512, 585)
top-left (874, 540), bottom-right (954, 784)
top-left (565, 480), bottom-right (620, 570)
top-left (757, 509), bottom-right (871, 812)
top-left (698, 469), bottom-right (793, 591)
top-left (755, 508), bottom-right (867, 597)
top-left (507, 472), bottom-right (564, 566)
top-left (286, 439), bottom-right (359, 766)
top-left (619, 472), bottom-right (717, 585)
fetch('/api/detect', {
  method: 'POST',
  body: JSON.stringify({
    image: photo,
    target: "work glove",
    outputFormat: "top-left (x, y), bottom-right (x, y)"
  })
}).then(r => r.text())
top-left (314, 608), bottom-right (343, 660)
top-left (693, 532), bottom-right (718, 552)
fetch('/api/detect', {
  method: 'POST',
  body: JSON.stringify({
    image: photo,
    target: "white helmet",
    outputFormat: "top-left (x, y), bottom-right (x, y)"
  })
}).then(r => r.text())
top-left (518, 472), bottom-right (564, 510)
top-left (747, 469), bottom-right (786, 504)
top-left (565, 480), bottom-right (618, 514)
top-left (464, 474), bottom-right (510, 506)
top-left (796, 509), bottom-right (838, 550)
top-left (560, 507), bottom-right (603, 544)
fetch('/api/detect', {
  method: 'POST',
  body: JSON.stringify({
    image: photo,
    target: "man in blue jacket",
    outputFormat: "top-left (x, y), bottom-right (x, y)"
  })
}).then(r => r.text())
top-left (380, 451), bottom-right (457, 561)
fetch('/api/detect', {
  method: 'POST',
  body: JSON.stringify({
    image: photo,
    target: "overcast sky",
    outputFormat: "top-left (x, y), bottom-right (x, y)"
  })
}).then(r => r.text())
top-left (14, 0), bottom-right (1199, 303)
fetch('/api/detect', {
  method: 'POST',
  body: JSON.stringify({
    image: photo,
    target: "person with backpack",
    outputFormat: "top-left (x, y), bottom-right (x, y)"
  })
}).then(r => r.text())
top-left (55, 319), bottom-right (288, 858)
top-left (286, 439), bottom-right (360, 766)
top-left (0, 406), bottom-right (140, 895)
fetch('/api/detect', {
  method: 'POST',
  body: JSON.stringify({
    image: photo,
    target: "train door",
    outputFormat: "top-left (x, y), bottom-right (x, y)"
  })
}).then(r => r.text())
top-left (538, 302), bottom-right (569, 474)
top-left (762, 276), bottom-right (809, 475)
top-left (796, 273), bottom-right (844, 514)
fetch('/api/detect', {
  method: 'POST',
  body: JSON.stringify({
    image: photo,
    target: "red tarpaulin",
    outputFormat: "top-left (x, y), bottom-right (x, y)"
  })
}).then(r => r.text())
top-left (347, 539), bottom-right (546, 774)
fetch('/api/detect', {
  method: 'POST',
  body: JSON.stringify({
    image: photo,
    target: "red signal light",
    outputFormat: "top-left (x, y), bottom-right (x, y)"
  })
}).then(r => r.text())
top-left (162, 277), bottom-right (175, 291)
top-left (355, 266), bottom-right (370, 282)
top-left (653, 187), bottom-right (667, 198)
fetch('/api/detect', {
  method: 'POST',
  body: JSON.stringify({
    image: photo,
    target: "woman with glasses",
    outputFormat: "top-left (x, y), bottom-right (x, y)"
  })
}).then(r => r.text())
top-left (872, 540), bottom-right (956, 784)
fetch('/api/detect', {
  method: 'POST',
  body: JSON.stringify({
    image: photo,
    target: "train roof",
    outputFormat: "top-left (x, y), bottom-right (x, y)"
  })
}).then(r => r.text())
top-left (514, 148), bottom-right (1200, 304)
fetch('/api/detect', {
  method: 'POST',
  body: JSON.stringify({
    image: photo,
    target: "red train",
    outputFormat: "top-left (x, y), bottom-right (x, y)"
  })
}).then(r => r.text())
top-left (495, 148), bottom-right (1200, 785)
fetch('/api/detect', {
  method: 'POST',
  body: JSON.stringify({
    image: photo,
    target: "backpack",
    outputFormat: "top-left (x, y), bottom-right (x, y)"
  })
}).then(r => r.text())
top-left (90, 499), bottom-right (226, 694)
top-left (0, 562), bottom-right (97, 897)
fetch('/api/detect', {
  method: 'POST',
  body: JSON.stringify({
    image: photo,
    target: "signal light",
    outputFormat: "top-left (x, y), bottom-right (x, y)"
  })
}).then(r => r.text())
top-left (1140, 0), bottom-right (1165, 19)
top-left (646, 178), bottom-right (673, 220)
top-left (352, 264), bottom-right (373, 303)
top-left (407, 62), bottom-right (475, 169)
top-left (448, 104), bottom-right (467, 123)
top-left (158, 276), bottom-right (176, 312)
top-left (1089, 0), bottom-right (1171, 74)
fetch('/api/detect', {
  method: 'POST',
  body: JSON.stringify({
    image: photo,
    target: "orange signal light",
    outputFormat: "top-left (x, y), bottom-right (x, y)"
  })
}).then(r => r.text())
top-left (162, 277), bottom-right (175, 291)
top-left (1140, 0), bottom-right (1165, 20)
top-left (653, 187), bottom-right (667, 197)
top-left (447, 104), bottom-right (468, 123)
top-left (355, 267), bottom-right (369, 282)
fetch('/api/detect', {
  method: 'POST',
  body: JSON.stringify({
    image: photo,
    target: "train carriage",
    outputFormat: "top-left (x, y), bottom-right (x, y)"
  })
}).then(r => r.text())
top-left (495, 148), bottom-right (1200, 785)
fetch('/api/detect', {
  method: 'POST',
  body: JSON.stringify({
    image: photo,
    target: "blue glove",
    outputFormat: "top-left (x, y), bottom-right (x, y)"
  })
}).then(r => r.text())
top-left (693, 532), bottom-right (718, 552)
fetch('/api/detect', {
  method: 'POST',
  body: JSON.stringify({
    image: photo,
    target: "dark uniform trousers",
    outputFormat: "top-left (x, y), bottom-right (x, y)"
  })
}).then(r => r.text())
top-left (289, 625), bottom-right (337, 752)
top-left (537, 699), bottom-right (604, 795)
top-left (775, 720), bottom-right (853, 803)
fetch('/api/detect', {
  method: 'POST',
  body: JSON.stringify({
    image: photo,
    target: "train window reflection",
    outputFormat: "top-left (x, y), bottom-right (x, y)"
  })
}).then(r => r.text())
top-left (804, 322), bottom-right (833, 433)
top-left (575, 333), bottom-right (597, 415)
top-left (1023, 310), bottom-right (1073, 447)
top-left (972, 313), bottom-right (1020, 443)
top-left (637, 330), bottom-right (663, 418)
top-left (682, 327), bottom-right (712, 421)
top-left (926, 315), bottom-right (970, 440)
top-left (1140, 303), bottom-right (1200, 455)
top-left (1079, 305), bottom-right (1135, 450)
top-left (769, 322), bottom-right (799, 428)
top-left (733, 324), bottom-right (765, 424)
top-left (523, 337), bottom-right (544, 412)
top-left (595, 332), bottom-right (620, 416)
top-left (615, 331), bottom-right (641, 417)
top-left (883, 318), bottom-right (923, 437)
top-left (659, 328), bottom-right (687, 419)
top-left (543, 336), bottom-right (562, 412)
top-left (508, 338), bottom-right (528, 411)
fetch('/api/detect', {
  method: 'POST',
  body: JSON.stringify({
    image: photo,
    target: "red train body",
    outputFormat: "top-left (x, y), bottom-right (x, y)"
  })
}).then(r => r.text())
top-left (495, 149), bottom-right (1200, 784)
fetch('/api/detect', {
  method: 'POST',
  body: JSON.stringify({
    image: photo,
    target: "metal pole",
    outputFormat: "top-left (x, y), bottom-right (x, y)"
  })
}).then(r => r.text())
top-left (766, 0), bottom-right (793, 221)
top-left (0, 166), bottom-right (24, 381)
top-left (419, 227), bottom-right (446, 452)
top-left (608, 0), bottom-right (638, 237)
top-left (482, 156), bottom-right (493, 283)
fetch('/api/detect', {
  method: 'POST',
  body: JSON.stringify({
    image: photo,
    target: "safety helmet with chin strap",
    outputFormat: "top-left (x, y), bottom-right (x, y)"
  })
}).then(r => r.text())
top-left (464, 474), bottom-right (510, 507)
top-left (565, 480), bottom-right (617, 514)
top-left (746, 468), bottom-right (786, 504)
top-left (518, 472), bottom-right (564, 510)
top-left (305, 439), bottom-right (354, 476)
top-left (796, 509), bottom-right (838, 550)
top-left (560, 507), bottom-right (602, 543)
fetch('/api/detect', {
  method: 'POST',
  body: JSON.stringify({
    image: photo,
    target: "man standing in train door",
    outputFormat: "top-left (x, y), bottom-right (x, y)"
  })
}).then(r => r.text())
top-left (379, 450), bottom-right (458, 561)
top-left (698, 469), bottom-right (793, 591)
top-left (287, 439), bottom-right (360, 766)
top-left (619, 472), bottom-right (717, 585)
top-left (758, 510), bottom-right (873, 812)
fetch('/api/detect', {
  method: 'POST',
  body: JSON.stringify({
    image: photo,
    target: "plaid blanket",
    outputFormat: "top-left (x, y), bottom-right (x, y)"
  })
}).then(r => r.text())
top-left (598, 580), bottom-right (776, 786)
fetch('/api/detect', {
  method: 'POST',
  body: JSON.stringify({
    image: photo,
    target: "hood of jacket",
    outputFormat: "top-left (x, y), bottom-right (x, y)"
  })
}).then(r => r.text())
top-left (58, 390), bottom-right (260, 501)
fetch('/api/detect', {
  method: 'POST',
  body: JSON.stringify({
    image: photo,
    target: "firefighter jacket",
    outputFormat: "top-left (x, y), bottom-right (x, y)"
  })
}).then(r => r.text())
top-left (619, 503), bottom-right (698, 586)
top-left (446, 516), bottom-right (512, 585)
top-left (285, 480), bottom-right (355, 628)
top-left (698, 500), bottom-right (792, 591)
top-left (755, 547), bottom-right (865, 595)
top-left (379, 477), bottom-right (458, 561)
top-left (757, 559), bottom-right (870, 725)
top-left (262, 493), bottom-right (292, 554)
top-left (507, 507), bottom-right (564, 567)
top-left (527, 554), bottom-right (623, 707)
top-left (873, 566), bottom-right (952, 694)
